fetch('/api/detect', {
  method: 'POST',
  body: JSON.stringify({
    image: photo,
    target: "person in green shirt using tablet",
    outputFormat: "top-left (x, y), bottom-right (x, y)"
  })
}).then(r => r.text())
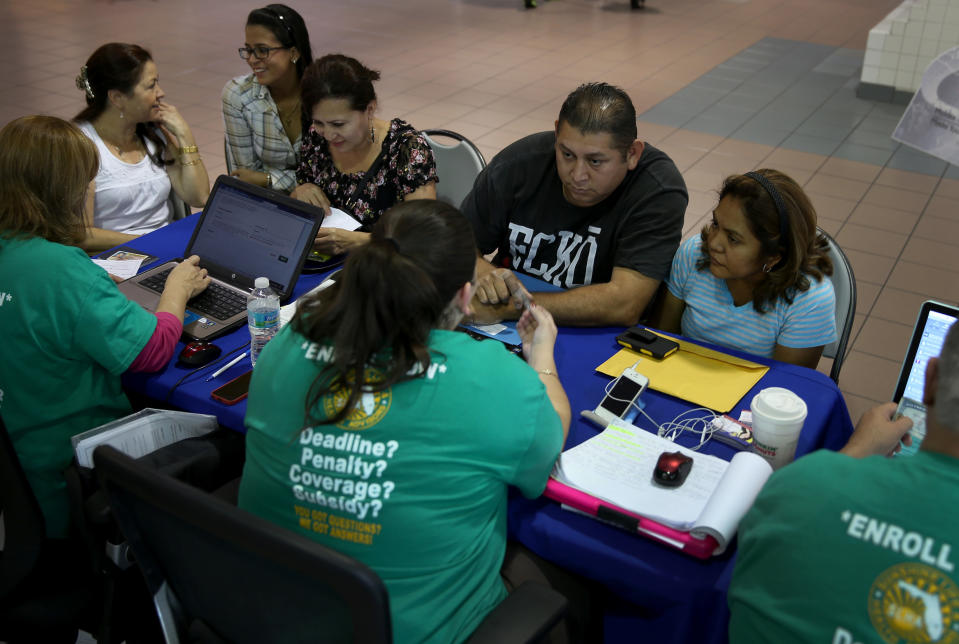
top-left (727, 326), bottom-right (959, 643)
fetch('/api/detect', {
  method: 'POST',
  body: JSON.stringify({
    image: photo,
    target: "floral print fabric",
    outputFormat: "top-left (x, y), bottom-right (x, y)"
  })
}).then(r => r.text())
top-left (296, 118), bottom-right (438, 225)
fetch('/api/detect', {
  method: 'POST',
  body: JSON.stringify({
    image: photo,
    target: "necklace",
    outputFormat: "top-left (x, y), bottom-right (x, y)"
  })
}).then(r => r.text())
top-left (94, 122), bottom-right (141, 157)
top-left (277, 97), bottom-right (301, 131)
top-left (111, 139), bottom-right (141, 156)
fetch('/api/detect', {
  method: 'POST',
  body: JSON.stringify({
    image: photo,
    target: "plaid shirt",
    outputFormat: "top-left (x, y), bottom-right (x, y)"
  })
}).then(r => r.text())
top-left (221, 74), bottom-right (300, 193)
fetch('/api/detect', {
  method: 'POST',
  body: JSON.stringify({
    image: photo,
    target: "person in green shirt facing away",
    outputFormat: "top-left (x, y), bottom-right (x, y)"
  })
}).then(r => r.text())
top-left (727, 325), bottom-right (959, 643)
top-left (238, 199), bottom-right (570, 643)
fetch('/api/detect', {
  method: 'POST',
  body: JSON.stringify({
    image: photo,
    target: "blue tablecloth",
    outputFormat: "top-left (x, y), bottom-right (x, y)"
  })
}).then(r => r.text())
top-left (509, 325), bottom-right (853, 642)
top-left (117, 213), bottom-right (854, 644)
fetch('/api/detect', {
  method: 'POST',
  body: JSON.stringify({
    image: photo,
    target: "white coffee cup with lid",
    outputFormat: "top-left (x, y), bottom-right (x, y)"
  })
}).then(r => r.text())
top-left (750, 387), bottom-right (807, 469)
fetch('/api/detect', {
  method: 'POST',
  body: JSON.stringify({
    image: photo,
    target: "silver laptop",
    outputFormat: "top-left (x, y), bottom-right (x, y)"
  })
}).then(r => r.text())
top-left (892, 300), bottom-right (959, 455)
top-left (119, 175), bottom-right (322, 341)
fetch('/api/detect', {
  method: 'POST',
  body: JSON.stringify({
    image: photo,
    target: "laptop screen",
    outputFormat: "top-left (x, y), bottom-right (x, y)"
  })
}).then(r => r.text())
top-left (187, 179), bottom-right (318, 294)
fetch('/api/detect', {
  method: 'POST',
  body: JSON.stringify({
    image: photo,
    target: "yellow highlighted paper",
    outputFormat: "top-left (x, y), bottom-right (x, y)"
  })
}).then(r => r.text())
top-left (597, 335), bottom-right (768, 412)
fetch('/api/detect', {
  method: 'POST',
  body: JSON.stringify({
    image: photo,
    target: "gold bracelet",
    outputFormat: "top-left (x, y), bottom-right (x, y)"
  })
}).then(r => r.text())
top-left (180, 156), bottom-right (203, 166)
top-left (538, 368), bottom-right (558, 377)
top-left (178, 145), bottom-right (199, 155)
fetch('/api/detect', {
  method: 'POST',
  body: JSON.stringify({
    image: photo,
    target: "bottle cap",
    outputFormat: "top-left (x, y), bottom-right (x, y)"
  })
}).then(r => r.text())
top-left (254, 277), bottom-right (269, 289)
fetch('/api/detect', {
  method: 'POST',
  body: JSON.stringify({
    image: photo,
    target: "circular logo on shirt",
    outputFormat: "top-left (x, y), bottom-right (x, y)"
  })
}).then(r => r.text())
top-left (867, 562), bottom-right (959, 643)
top-left (323, 367), bottom-right (391, 431)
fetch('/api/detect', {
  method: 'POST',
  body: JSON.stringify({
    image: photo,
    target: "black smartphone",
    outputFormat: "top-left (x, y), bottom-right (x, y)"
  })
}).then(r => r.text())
top-left (616, 326), bottom-right (679, 360)
top-left (457, 327), bottom-right (524, 357)
top-left (210, 370), bottom-right (253, 405)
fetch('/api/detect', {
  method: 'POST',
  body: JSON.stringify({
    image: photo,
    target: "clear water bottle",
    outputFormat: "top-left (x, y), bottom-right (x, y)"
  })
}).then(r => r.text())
top-left (248, 277), bottom-right (279, 367)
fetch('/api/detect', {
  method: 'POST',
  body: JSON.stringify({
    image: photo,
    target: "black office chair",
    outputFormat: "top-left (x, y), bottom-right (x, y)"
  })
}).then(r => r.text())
top-left (0, 414), bottom-right (98, 643)
top-left (94, 444), bottom-right (567, 644)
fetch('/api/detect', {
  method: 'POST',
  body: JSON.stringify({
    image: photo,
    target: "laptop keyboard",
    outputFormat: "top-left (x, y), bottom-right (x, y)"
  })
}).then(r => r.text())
top-left (140, 268), bottom-right (248, 320)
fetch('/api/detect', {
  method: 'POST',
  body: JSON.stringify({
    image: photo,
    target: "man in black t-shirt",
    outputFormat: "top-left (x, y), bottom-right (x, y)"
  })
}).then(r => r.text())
top-left (461, 82), bottom-right (687, 326)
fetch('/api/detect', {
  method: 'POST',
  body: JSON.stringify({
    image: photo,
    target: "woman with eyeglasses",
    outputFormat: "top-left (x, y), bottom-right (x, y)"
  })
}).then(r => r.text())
top-left (290, 54), bottom-right (438, 257)
top-left (655, 169), bottom-right (836, 369)
top-left (222, 4), bottom-right (313, 194)
top-left (74, 43), bottom-right (210, 253)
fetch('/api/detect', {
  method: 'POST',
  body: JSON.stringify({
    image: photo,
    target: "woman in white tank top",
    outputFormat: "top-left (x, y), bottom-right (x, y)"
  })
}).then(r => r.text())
top-left (74, 43), bottom-right (210, 253)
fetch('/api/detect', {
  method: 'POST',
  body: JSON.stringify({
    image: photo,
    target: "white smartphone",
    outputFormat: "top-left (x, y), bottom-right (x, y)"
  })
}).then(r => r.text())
top-left (593, 364), bottom-right (649, 424)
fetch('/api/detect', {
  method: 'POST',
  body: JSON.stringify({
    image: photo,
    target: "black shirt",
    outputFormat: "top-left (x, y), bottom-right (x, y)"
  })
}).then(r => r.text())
top-left (462, 131), bottom-right (687, 287)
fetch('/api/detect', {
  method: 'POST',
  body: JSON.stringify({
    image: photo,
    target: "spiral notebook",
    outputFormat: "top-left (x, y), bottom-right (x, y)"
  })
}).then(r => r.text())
top-left (546, 421), bottom-right (772, 558)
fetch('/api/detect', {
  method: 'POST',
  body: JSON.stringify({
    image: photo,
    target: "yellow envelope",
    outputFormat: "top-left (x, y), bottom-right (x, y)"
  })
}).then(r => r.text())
top-left (597, 334), bottom-right (768, 412)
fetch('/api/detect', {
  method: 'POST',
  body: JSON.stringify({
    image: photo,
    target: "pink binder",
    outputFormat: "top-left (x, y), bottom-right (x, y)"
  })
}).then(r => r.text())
top-left (544, 478), bottom-right (720, 560)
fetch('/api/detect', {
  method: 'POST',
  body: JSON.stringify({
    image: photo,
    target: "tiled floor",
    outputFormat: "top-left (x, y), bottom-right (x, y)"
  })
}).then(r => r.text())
top-left (641, 37), bottom-right (958, 177)
top-left (3, 0), bottom-right (957, 425)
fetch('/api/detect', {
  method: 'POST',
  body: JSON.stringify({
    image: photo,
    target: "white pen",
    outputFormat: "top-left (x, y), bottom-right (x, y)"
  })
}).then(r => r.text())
top-left (205, 352), bottom-right (248, 381)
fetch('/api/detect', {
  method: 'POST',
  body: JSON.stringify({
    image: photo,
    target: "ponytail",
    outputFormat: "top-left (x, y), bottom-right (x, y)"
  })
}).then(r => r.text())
top-left (292, 200), bottom-right (475, 427)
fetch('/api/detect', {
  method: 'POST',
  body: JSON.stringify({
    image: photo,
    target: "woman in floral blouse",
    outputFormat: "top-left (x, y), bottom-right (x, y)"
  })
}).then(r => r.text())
top-left (291, 54), bottom-right (438, 255)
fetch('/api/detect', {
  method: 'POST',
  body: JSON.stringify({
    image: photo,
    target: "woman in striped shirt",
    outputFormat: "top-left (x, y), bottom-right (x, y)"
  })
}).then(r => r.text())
top-left (657, 169), bottom-right (836, 369)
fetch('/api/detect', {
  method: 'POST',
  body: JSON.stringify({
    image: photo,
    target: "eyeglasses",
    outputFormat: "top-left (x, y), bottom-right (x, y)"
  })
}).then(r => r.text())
top-left (238, 45), bottom-right (289, 61)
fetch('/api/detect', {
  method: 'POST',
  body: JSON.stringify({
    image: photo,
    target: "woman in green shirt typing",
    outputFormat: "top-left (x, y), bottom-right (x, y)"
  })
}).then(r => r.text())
top-left (0, 115), bottom-right (209, 538)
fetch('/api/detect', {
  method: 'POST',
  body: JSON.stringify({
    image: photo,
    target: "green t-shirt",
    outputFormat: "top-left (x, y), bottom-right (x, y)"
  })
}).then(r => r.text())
top-left (238, 326), bottom-right (563, 644)
top-left (0, 236), bottom-right (156, 536)
top-left (729, 449), bottom-right (959, 643)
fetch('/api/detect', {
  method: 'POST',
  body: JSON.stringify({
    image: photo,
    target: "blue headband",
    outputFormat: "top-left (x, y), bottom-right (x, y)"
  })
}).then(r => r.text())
top-left (744, 171), bottom-right (789, 254)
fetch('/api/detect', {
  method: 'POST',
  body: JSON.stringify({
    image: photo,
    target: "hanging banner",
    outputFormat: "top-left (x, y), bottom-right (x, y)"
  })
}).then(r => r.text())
top-left (893, 46), bottom-right (959, 166)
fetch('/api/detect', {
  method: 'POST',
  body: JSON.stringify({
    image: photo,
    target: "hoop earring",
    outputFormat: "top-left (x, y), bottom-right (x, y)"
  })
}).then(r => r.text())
top-left (292, 56), bottom-right (298, 64)
top-left (762, 263), bottom-right (771, 273)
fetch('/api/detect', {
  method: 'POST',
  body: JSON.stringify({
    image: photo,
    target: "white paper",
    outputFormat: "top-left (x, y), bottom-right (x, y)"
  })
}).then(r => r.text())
top-left (279, 276), bottom-right (338, 329)
top-left (73, 409), bottom-right (217, 468)
top-left (474, 322), bottom-right (508, 335)
top-left (554, 422), bottom-right (729, 529)
top-left (321, 207), bottom-right (362, 231)
top-left (691, 451), bottom-right (772, 553)
top-left (552, 420), bottom-right (773, 552)
top-left (92, 257), bottom-right (144, 279)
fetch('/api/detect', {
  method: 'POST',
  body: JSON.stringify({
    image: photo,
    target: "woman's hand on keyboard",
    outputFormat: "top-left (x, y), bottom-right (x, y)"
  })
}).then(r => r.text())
top-left (156, 256), bottom-right (210, 322)
top-left (165, 255), bottom-right (210, 300)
